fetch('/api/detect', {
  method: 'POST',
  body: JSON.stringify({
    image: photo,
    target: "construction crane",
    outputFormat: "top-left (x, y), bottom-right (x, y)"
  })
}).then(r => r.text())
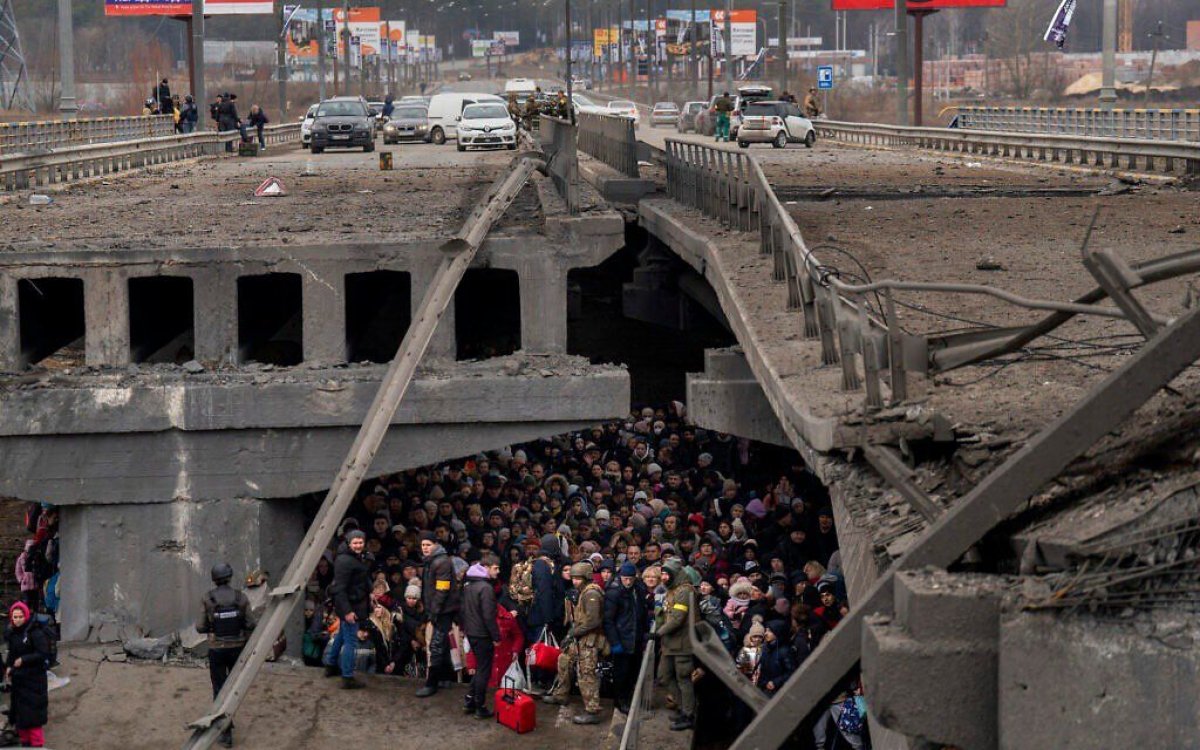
top-left (0, 0), bottom-right (33, 111)
top-left (1118, 0), bottom-right (1134, 53)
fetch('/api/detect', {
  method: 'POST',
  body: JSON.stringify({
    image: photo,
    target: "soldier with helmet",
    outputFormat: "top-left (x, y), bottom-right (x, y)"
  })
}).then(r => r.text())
top-left (655, 558), bottom-right (697, 731)
top-left (543, 560), bottom-right (608, 724)
top-left (196, 562), bottom-right (256, 747)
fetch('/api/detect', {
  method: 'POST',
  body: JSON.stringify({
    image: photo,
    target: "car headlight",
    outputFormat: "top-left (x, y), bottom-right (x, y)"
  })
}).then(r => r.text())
top-left (384, 124), bottom-right (397, 132)
top-left (312, 124), bottom-right (327, 132)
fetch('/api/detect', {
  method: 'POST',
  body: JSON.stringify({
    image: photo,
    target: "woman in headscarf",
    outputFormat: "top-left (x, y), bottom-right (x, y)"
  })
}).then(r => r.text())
top-left (5, 601), bottom-right (50, 747)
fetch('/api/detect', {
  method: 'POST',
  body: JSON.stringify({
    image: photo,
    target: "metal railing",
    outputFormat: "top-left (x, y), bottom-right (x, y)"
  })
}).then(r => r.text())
top-left (617, 638), bottom-right (657, 750)
top-left (0, 115), bottom-right (175, 156)
top-left (537, 115), bottom-right (580, 213)
top-left (957, 106), bottom-right (1200, 143)
top-left (578, 111), bottom-right (639, 178)
top-left (817, 119), bottom-right (1200, 177)
top-left (0, 124), bottom-right (301, 192)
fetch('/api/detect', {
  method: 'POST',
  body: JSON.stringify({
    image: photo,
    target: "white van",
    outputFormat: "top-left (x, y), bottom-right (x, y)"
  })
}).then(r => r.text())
top-left (504, 78), bottom-right (538, 97)
top-left (425, 92), bottom-right (505, 144)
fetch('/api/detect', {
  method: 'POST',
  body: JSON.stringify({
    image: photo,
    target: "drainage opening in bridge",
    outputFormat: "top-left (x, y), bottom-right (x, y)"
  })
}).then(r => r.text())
top-left (455, 268), bottom-right (520, 360)
top-left (345, 270), bottom-right (412, 364)
top-left (238, 273), bottom-right (303, 366)
top-left (129, 276), bottom-right (195, 364)
top-left (18, 277), bottom-right (85, 369)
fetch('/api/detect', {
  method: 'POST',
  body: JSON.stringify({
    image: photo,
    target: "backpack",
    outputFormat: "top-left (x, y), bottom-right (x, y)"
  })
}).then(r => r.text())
top-left (703, 609), bottom-right (738, 655)
top-left (836, 695), bottom-right (864, 735)
top-left (33, 614), bottom-right (59, 668)
top-left (509, 559), bottom-right (535, 606)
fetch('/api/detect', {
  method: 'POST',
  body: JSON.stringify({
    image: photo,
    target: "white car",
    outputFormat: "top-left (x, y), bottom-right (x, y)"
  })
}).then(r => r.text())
top-left (571, 94), bottom-right (607, 116)
top-left (300, 104), bottom-right (318, 148)
top-left (650, 102), bottom-right (680, 127)
top-left (737, 101), bottom-right (816, 149)
top-left (456, 102), bottom-right (518, 151)
top-left (607, 99), bottom-right (640, 127)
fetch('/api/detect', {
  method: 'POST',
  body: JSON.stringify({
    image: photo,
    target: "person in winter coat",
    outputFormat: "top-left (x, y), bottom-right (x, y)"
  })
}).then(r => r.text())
top-left (489, 601), bottom-right (524, 689)
top-left (247, 105), bottom-right (269, 150)
top-left (5, 601), bottom-right (49, 748)
top-left (604, 561), bottom-right (644, 714)
top-left (180, 95), bottom-right (199, 133)
top-left (324, 529), bottom-right (372, 689)
top-left (15, 540), bottom-right (39, 610)
top-left (417, 530), bottom-right (462, 697)
top-left (526, 533), bottom-right (565, 644)
top-left (755, 620), bottom-right (794, 695)
top-left (461, 553), bottom-right (502, 718)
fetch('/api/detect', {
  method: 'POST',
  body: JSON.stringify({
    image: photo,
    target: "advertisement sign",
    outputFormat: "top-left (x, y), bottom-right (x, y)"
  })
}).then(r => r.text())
top-left (383, 21), bottom-right (407, 55)
top-left (472, 39), bottom-right (503, 58)
top-left (285, 7), bottom-right (335, 62)
top-left (106, 0), bottom-right (272, 15)
top-left (711, 9), bottom-right (756, 58)
top-left (332, 7), bottom-right (381, 57)
top-left (494, 31), bottom-right (520, 48)
top-left (831, 0), bottom-right (1004, 8)
top-left (593, 27), bottom-right (620, 58)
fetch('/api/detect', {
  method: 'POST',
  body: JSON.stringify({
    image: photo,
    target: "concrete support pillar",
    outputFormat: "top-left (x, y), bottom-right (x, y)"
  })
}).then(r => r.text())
top-left (83, 268), bottom-right (130, 367)
top-left (59, 496), bottom-right (306, 644)
top-left (0, 274), bottom-right (18, 372)
top-left (686, 348), bottom-right (791, 447)
top-left (516, 259), bottom-right (567, 353)
top-left (301, 265), bottom-right (346, 364)
top-left (411, 264), bottom-right (455, 360)
top-left (192, 267), bottom-right (238, 365)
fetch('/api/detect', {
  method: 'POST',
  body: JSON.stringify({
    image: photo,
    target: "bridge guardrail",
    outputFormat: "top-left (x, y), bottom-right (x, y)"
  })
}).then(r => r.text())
top-left (957, 106), bottom-right (1200, 143)
top-left (0, 115), bottom-right (176, 156)
top-left (816, 119), bottom-right (1200, 177)
top-left (617, 638), bottom-right (656, 750)
top-left (537, 115), bottom-right (580, 213)
top-left (578, 111), bottom-right (639, 178)
top-left (0, 124), bottom-right (301, 192)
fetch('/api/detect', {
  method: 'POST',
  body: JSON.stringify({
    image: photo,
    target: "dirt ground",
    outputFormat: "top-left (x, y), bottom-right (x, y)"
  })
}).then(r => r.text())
top-left (0, 141), bottom-right (524, 253)
top-left (44, 645), bottom-right (623, 750)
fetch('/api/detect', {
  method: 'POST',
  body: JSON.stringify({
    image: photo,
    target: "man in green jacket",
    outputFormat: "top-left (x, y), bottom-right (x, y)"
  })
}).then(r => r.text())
top-left (544, 561), bottom-right (608, 724)
top-left (655, 558), bottom-right (696, 731)
top-left (713, 92), bottom-right (734, 143)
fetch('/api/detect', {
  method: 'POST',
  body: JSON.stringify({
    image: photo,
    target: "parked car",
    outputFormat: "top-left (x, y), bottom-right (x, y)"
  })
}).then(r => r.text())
top-left (505, 78), bottom-right (538, 98)
top-left (309, 97), bottom-right (377, 153)
top-left (382, 104), bottom-right (430, 144)
top-left (650, 101), bottom-right (680, 128)
top-left (607, 99), bottom-right (640, 127)
top-left (736, 101), bottom-right (816, 149)
top-left (695, 85), bottom-right (774, 137)
top-left (458, 71), bottom-right (473, 81)
top-left (426, 92), bottom-right (506, 144)
top-left (455, 102), bottom-right (518, 152)
top-left (676, 100), bottom-right (707, 133)
top-left (299, 103), bottom-right (318, 149)
top-left (368, 100), bottom-right (387, 122)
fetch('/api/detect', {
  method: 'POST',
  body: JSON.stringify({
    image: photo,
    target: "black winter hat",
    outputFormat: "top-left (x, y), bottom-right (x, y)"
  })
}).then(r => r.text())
top-left (419, 531), bottom-right (437, 543)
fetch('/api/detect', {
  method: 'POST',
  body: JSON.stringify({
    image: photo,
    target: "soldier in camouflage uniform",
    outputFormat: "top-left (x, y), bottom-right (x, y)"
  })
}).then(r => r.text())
top-left (655, 558), bottom-right (697, 731)
top-left (543, 561), bottom-right (608, 724)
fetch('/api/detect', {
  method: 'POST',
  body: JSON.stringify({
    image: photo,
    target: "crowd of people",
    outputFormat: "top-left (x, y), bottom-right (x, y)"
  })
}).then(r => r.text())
top-left (141, 78), bottom-right (269, 151)
top-left (301, 403), bottom-right (872, 748)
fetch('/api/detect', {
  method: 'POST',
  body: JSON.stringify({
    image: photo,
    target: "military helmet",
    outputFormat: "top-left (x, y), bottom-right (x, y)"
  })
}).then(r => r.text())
top-left (211, 562), bottom-right (234, 584)
top-left (662, 557), bottom-right (683, 581)
top-left (569, 561), bottom-right (594, 579)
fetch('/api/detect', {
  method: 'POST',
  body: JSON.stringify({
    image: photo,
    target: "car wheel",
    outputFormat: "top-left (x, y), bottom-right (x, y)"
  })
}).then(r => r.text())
top-left (456, 144), bottom-right (466, 152)
top-left (804, 130), bottom-right (816, 148)
top-left (311, 146), bottom-right (323, 154)
top-left (773, 131), bottom-right (788, 149)
top-left (364, 142), bottom-right (375, 153)
top-left (431, 127), bottom-right (446, 145)
top-left (507, 143), bottom-right (517, 150)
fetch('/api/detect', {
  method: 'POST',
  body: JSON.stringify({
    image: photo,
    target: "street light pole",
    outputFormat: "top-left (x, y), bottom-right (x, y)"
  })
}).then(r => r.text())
top-left (275, 0), bottom-right (287, 121)
top-left (57, 0), bottom-right (78, 116)
top-left (566, 0), bottom-right (575, 123)
top-left (316, 0), bottom-right (327, 101)
top-left (722, 0), bottom-right (733, 95)
top-left (895, 0), bottom-right (909, 126)
top-left (192, 0), bottom-right (207, 129)
top-left (777, 0), bottom-right (788, 98)
top-left (1099, 0), bottom-right (1117, 107)
top-left (341, 0), bottom-right (352, 97)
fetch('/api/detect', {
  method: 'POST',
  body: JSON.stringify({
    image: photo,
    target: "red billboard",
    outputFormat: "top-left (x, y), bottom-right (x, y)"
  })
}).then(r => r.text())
top-left (832, 0), bottom-right (1005, 9)
top-left (105, 0), bottom-right (273, 15)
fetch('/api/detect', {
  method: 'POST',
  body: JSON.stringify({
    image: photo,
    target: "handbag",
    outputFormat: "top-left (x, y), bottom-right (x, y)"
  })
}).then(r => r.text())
top-left (527, 627), bottom-right (561, 672)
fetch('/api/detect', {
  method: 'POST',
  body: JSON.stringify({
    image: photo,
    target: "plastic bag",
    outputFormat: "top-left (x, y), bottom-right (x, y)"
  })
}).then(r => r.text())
top-left (502, 653), bottom-right (529, 692)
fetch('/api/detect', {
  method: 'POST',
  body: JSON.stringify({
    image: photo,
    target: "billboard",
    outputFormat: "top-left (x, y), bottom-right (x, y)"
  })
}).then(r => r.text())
top-left (494, 31), bottom-right (520, 48)
top-left (332, 7), bottom-right (381, 57)
top-left (712, 9), bottom-right (756, 57)
top-left (831, 0), bottom-right (1005, 8)
top-left (105, 0), bottom-right (272, 15)
top-left (285, 7), bottom-right (334, 62)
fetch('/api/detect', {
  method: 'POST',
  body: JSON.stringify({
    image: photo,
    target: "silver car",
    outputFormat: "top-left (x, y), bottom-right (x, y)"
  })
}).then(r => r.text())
top-left (382, 104), bottom-right (430, 144)
top-left (650, 102), bottom-right (680, 128)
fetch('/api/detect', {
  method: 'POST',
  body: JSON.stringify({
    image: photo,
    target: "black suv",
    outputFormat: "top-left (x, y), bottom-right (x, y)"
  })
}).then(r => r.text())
top-left (310, 96), bottom-right (377, 153)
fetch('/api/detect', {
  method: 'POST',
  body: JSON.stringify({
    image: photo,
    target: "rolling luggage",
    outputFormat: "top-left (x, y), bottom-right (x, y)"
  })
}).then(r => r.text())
top-left (496, 678), bottom-right (536, 734)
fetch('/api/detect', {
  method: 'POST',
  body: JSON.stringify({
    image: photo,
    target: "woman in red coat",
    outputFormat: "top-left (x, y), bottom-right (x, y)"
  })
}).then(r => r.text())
top-left (489, 603), bottom-right (524, 688)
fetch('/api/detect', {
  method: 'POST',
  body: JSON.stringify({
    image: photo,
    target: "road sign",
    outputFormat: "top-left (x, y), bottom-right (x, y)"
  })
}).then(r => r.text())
top-left (817, 65), bottom-right (834, 90)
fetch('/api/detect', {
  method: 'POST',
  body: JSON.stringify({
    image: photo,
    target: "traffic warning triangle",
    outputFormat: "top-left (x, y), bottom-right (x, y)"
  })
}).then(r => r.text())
top-left (254, 177), bottom-right (288, 197)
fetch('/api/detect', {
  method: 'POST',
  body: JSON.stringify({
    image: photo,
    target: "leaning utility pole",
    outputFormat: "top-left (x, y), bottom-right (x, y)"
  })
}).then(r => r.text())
top-left (192, 0), bottom-right (207, 129)
top-left (895, 0), bottom-right (909, 126)
top-left (57, 0), bottom-right (78, 116)
top-left (1143, 21), bottom-right (1165, 104)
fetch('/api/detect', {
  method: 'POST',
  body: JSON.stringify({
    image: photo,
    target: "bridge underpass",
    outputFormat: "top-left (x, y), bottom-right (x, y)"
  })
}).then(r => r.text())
top-left (6, 105), bottom-right (1200, 749)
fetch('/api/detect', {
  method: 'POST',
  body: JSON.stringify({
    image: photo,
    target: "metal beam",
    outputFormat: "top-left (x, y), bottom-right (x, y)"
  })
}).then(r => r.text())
top-left (1082, 247), bottom-right (1162, 339)
top-left (180, 157), bottom-right (544, 750)
top-left (731, 303), bottom-right (1200, 750)
top-left (862, 444), bottom-right (941, 522)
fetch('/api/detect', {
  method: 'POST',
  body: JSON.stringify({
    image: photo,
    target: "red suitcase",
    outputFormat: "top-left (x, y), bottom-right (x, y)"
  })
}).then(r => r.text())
top-left (496, 680), bottom-right (537, 734)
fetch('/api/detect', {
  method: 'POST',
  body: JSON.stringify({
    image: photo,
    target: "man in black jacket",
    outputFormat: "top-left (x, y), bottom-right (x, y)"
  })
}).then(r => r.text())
top-left (196, 562), bottom-right (255, 747)
top-left (525, 533), bottom-right (564, 694)
top-left (604, 561), bottom-right (645, 714)
top-left (461, 553), bottom-right (502, 719)
top-left (324, 529), bottom-right (371, 689)
top-left (417, 530), bottom-right (461, 697)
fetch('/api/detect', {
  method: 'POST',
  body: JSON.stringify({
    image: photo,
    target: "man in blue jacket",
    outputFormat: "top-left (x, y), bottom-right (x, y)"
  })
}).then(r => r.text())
top-left (525, 533), bottom-right (564, 694)
top-left (604, 561), bottom-right (645, 714)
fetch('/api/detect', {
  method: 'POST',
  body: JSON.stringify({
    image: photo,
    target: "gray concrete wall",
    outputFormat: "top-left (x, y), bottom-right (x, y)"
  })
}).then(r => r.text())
top-left (686, 348), bottom-right (792, 447)
top-left (59, 497), bottom-right (306, 642)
